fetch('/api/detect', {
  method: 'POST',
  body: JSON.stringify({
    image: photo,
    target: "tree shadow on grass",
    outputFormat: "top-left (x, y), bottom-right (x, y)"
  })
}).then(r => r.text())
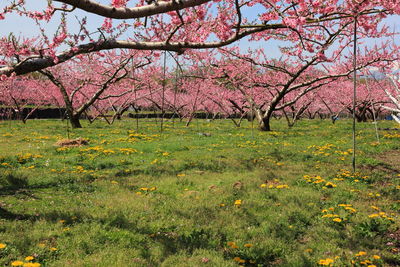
top-left (0, 206), bottom-right (27, 220)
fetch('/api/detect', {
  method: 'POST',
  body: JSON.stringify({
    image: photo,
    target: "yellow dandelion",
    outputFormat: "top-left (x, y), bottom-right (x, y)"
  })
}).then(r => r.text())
top-left (233, 257), bottom-right (242, 262)
top-left (227, 241), bottom-right (239, 249)
top-left (11, 261), bottom-right (24, 267)
top-left (355, 251), bottom-right (367, 256)
top-left (0, 243), bottom-right (6, 249)
top-left (25, 256), bottom-right (34, 261)
top-left (260, 183), bottom-right (267, 188)
top-left (276, 184), bottom-right (289, 189)
top-left (372, 255), bottom-right (380, 259)
top-left (332, 218), bottom-right (342, 222)
top-left (23, 263), bottom-right (41, 267)
top-left (227, 241), bottom-right (236, 247)
top-left (244, 243), bottom-right (253, 248)
top-left (345, 207), bottom-right (357, 213)
top-left (234, 199), bottom-right (242, 206)
top-left (361, 260), bottom-right (372, 264)
top-left (325, 182), bottom-right (337, 188)
top-left (50, 247), bottom-right (58, 251)
top-left (318, 258), bottom-right (334, 265)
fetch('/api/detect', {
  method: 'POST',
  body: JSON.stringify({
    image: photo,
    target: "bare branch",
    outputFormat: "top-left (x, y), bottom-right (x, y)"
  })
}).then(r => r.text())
top-left (53, 0), bottom-right (211, 19)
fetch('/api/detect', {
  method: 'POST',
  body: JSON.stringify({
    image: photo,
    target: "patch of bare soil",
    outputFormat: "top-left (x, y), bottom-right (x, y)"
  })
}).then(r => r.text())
top-left (387, 229), bottom-right (400, 258)
top-left (55, 138), bottom-right (89, 147)
top-left (364, 150), bottom-right (400, 174)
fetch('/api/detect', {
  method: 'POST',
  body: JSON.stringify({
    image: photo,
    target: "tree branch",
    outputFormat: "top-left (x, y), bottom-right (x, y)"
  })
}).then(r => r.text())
top-left (54, 0), bottom-right (211, 19)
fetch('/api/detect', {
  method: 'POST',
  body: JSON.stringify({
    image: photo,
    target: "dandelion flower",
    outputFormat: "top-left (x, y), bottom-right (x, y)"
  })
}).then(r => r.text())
top-left (360, 260), bottom-right (372, 264)
top-left (325, 182), bottom-right (337, 188)
top-left (0, 243), bottom-right (6, 249)
top-left (23, 263), bottom-right (41, 267)
top-left (234, 199), bottom-right (242, 206)
top-left (345, 207), bottom-right (357, 213)
top-left (227, 241), bottom-right (239, 249)
top-left (25, 256), bottom-right (34, 261)
top-left (233, 257), bottom-right (242, 262)
top-left (276, 184), bottom-right (289, 189)
top-left (318, 258), bottom-right (334, 265)
top-left (11, 261), bottom-right (24, 266)
top-left (355, 251), bottom-right (367, 256)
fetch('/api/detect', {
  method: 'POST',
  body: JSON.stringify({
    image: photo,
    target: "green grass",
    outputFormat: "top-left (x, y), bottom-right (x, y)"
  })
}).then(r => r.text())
top-left (0, 118), bottom-right (399, 266)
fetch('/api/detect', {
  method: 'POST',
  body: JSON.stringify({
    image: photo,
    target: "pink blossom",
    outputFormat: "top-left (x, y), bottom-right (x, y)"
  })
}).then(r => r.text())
top-left (111, 0), bottom-right (126, 8)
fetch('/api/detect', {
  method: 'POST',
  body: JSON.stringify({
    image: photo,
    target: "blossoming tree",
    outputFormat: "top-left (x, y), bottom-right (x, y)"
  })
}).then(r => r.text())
top-left (38, 50), bottom-right (153, 128)
top-left (1, 0), bottom-right (399, 78)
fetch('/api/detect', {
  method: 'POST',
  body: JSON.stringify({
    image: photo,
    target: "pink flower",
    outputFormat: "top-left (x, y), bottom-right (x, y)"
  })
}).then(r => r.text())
top-left (101, 18), bottom-right (113, 32)
top-left (283, 17), bottom-right (297, 28)
top-left (111, 0), bottom-right (126, 8)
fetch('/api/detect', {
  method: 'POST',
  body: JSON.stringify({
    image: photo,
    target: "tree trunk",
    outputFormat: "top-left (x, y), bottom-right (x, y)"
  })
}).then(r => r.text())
top-left (258, 116), bottom-right (271, 131)
top-left (252, 107), bottom-right (272, 131)
top-left (70, 114), bottom-right (82, 128)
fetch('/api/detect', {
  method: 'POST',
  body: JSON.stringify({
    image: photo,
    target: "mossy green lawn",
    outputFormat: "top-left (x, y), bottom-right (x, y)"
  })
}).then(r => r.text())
top-left (0, 118), bottom-right (399, 266)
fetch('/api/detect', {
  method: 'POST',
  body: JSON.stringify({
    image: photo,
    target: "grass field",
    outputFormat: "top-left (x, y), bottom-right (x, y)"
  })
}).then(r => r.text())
top-left (0, 118), bottom-right (399, 266)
